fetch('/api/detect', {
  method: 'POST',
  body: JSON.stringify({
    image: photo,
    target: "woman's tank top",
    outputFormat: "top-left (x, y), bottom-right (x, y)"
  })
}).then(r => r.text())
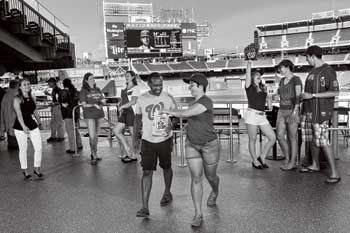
top-left (13, 96), bottom-right (38, 130)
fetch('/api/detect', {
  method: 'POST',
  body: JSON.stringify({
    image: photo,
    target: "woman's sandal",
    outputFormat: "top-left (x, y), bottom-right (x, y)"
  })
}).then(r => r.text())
top-left (325, 176), bottom-right (341, 184)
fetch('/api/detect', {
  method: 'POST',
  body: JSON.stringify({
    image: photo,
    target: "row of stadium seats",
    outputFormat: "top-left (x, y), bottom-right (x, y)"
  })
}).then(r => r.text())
top-left (131, 53), bottom-right (350, 74)
top-left (260, 28), bottom-right (350, 50)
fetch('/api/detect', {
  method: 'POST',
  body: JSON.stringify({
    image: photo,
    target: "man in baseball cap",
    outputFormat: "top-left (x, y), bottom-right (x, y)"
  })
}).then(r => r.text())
top-left (138, 30), bottom-right (154, 50)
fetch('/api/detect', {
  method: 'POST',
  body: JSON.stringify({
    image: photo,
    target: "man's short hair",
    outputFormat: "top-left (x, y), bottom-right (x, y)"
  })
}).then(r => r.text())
top-left (148, 72), bottom-right (162, 83)
top-left (306, 45), bottom-right (323, 59)
top-left (9, 80), bottom-right (19, 89)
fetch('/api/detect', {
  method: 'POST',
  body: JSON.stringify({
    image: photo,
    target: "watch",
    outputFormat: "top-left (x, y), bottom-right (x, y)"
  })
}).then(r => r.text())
top-left (312, 93), bottom-right (316, 98)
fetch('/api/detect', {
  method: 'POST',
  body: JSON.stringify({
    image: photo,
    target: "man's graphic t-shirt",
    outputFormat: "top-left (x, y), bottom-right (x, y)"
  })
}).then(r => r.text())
top-left (135, 91), bottom-right (176, 143)
top-left (303, 63), bottom-right (338, 123)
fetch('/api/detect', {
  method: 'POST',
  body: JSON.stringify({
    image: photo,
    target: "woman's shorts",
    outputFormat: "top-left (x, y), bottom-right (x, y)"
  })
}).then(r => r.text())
top-left (244, 108), bottom-right (269, 126)
top-left (185, 138), bottom-right (220, 165)
top-left (118, 109), bottom-right (135, 127)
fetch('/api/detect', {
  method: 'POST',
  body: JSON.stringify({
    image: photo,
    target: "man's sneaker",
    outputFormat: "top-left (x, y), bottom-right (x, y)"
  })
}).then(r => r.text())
top-left (136, 207), bottom-right (150, 217)
top-left (207, 191), bottom-right (218, 206)
top-left (56, 137), bottom-right (65, 142)
top-left (46, 137), bottom-right (57, 143)
top-left (160, 193), bottom-right (173, 206)
top-left (191, 215), bottom-right (202, 227)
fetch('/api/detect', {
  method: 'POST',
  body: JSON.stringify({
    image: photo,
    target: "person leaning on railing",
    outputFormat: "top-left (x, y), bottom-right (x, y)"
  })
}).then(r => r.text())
top-left (79, 72), bottom-right (106, 165)
top-left (59, 78), bottom-right (82, 154)
top-left (112, 71), bottom-right (140, 163)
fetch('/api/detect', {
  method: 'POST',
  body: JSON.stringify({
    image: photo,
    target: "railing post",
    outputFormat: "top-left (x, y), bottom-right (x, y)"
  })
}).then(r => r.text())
top-left (72, 105), bottom-right (81, 157)
top-left (176, 102), bottom-right (187, 167)
top-left (178, 116), bottom-right (187, 167)
top-left (107, 105), bottom-right (112, 139)
top-left (333, 105), bottom-right (339, 160)
top-left (227, 103), bottom-right (237, 163)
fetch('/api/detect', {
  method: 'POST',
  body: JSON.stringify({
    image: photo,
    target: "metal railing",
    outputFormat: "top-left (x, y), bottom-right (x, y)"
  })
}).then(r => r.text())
top-left (1, 0), bottom-right (70, 49)
top-left (37, 98), bottom-right (349, 166)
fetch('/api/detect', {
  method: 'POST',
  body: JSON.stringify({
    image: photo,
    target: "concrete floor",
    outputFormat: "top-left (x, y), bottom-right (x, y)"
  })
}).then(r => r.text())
top-left (1, 132), bottom-right (350, 233)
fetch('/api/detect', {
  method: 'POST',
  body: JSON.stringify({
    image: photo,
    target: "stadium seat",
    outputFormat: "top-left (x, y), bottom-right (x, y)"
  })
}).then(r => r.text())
top-left (168, 62), bottom-right (193, 72)
top-left (274, 55), bottom-right (296, 65)
top-left (144, 63), bottom-right (171, 72)
top-left (287, 33), bottom-right (308, 48)
top-left (213, 108), bottom-right (241, 142)
top-left (132, 63), bottom-right (149, 73)
top-left (339, 28), bottom-right (350, 43)
top-left (187, 61), bottom-right (208, 71)
top-left (227, 59), bottom-right (246, 69)
top-left (206, 60), bottom-right (227, 70)
top-left (312, 30), bottom-right (335, 45)
top-left (323, 54), bottom-right (346, 62)
top-left (264, 36), bottom-right (282, 49)
top-left (252, 58), bottom-right (273, 67)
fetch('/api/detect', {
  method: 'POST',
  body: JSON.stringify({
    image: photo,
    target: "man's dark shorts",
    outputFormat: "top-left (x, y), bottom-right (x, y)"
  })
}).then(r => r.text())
top-left (141, 137), bottom-right (172, 171)
top-left (118, 109), bottom-right (135, 127)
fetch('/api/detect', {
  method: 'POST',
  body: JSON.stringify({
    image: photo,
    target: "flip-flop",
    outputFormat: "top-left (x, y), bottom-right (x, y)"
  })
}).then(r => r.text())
top-left (299, 167), bottom-right (320, 173)
top-left (122, 156), bottom-right (138, 163)
top-left (280, 166), bottom-right (297, 171)
top-left (325, 177), bottom-right (341, 184)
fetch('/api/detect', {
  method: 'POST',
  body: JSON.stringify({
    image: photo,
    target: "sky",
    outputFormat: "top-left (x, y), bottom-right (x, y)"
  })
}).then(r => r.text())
top-left (40, 0), bottom-right (350, 60)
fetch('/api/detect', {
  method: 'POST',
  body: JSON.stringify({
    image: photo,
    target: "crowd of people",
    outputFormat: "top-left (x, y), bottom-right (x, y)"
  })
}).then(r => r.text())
top-left (0, 45), bottom-right (343, 227)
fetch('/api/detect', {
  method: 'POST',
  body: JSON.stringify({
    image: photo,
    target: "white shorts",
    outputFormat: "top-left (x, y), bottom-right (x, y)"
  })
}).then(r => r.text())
top-left (244, 108), bottom-right (269, 126)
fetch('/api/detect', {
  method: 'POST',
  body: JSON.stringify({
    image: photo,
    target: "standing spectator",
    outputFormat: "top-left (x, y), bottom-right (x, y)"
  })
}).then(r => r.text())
top-left (13, 79), bottom-right (44, 179)
top-left (46, 77), bottom-right (65, 142)
top-left (79, 73), bottom-right (105, 165)
top-left (0, 80), bottom-right (19, 149)
top-left (162, 73), bottom-right (220, 227)
top-left (275, 60), bottom-right (302, 171)
top-left (244, 60), bottom-right (276, 169)
top-left (299, 45), bottom-right (341, 184)
top-left (134, 72), bottom-right (176, 218)
top-left (113, 71), bottom-right (140, 163)
top-left (59, 78), bottom-right (82, 154)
